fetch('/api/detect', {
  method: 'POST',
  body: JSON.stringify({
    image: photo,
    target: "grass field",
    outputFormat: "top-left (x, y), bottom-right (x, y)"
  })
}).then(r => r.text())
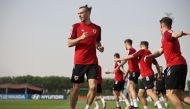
top-left (0, 99), bottom-right (190, 109)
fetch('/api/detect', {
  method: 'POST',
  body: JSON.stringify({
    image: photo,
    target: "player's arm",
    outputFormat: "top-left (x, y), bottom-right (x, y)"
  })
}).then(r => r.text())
top-left (123, 68), bottom-right (130, 78)
top-left (153, 58), bottom-right (161, 77)
top-left (68, 32), bottom-right (88, 47)
top-left (172, 31), bottom-right (190, 39)
top-left (115, 53), bottom-right (138, 72)
top-left (96, 26), bottom-right (104, 52)
top-left (145, 48), bottom-right (163, 61)
top-left (117, 62), bottom-right (127, 74)
top-left (114, 55), bottom-right (134, 62)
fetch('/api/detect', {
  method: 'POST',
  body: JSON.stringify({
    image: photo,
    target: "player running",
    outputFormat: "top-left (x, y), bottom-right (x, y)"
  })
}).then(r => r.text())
top-left (68, 5), bottom-right (104, 109)
top-left (122, 39), bottom-right (140, 108)
top-left (146, 17), bottom-right (190, 109)
top-left (107, 53), bottom-right (131, 109)
top-left (115, 41), bottom-right (164, 109)
top-left (93, 65), bottom-right (106, 109)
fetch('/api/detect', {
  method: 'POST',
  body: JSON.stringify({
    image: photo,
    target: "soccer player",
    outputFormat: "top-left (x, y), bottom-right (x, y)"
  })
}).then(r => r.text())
top-left (68, 5), bottom-right (104, 109)
top-left (108, 53), bottom-right (131, 109)
top-left (94, 65), bottom-right (106, 109)
top-left (155, 66), bottom-right (168, 108)
top-left (145, 17), bottom-right (190, 109)
top-left (123, 39), bottom-right (140, 108)
top-left (115, 41), bottom-right (164, 109)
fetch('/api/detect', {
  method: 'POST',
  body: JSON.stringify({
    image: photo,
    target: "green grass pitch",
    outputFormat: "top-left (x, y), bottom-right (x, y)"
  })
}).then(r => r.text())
top-left (0, 99), bottom-right (189, 109)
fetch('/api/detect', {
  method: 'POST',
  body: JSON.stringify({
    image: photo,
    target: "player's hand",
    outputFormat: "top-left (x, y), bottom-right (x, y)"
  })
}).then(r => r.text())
top-left (97, 46), bottom-right (104, 52)
top-left (80, 32), bottom-right (88, 40)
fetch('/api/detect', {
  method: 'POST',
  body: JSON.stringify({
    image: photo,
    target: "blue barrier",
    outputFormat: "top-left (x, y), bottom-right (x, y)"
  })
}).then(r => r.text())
top-left (0, 94), bottom-right (67, 100)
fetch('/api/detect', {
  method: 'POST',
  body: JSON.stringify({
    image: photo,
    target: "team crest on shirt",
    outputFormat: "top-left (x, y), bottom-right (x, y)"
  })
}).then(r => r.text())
top-left (81, 29), bottom-right (85, 32)
top-left (92, 29), bottom-right (97, 34)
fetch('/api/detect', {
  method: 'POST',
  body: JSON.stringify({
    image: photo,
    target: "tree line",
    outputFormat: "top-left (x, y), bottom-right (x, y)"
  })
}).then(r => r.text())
top-left (0, 75), bottom-right (114, 94)
top-left (0, 75), bottom-right (189, 95)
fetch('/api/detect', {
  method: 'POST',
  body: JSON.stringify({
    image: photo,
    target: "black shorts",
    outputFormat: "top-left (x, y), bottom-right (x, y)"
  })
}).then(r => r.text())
top-left (128, 72), bottom-right (140, 84)
top-left (138, 79), bottom-right (145, 89)
top-left (165, 64), bottom-right (187, 90)
top-left (156, 89), bottom-right (166, 95)
top-left (156, 80), bottom-right (166, 95)
top-left (142, 75), bottom-right (155, 90)
top-left (97, 84), bottom-right (102, 93)
top-left (113, 81), bottom-right (125, 91)
top-left (71, 64), bottom-right (98, 83)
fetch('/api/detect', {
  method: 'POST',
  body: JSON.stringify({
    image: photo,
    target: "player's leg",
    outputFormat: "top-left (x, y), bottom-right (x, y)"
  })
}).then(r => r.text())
top-left (143, 75), bottom-right (163, 109)
top-left (146, 88), bottom-right (163, 109)
top-left (126, 80), bottom-right (133, 106)
top-left (119, 91), bottom-right (131, 109)
top-left (113, 90), bottom-right (121, 109)
top-left (70, 65), bottom-right (85, 109)
top-left (165, 65), bottom-right (188, 109)
top-left (166, 89), bottom-right (184, 109)
top-left (175, 65), bottom-right (190, 105)
top-left (128, 81), bottom-right (138, 108)
top-left (94, 93), bottom-right (99, 109)
top-left (70, 83), bottom-right (81, 109)
top-left (162, 92), bottom-right (168, 108)
top-left (128, 72), bottom-right (139, 108)
top-left (85, 64), bottom-right (98, 109)
top-left (95, 84), bottom-right (106, 109)
top-left (176, 90), bottom-right (190, 104)
top-left (86, 79), bottom-right (97, 109)
top-left (138, 89), bottom-right (148, 109)
top-left (119, 81), bottom-right (131, 109)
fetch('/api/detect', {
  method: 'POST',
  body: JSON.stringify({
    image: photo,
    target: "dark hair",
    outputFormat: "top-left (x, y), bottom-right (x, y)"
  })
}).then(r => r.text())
top-left (160, 17), bottom-right (173, 28)
top-left (79, 4), bottom-right (92, 14)
top-left (140, 41), bottom-right (149, 48)
top-left (124, 39), bottom-right (132, 45)
top-left (114, 53), bottom-right (120, 58)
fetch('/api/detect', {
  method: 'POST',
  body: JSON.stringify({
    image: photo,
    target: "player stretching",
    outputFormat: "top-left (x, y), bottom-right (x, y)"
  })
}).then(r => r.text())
top-left (68, 5), bottom-right (104, 109)
top-left (94, 65), bottom-right (106, 109)
top-left (123, 39), bottom-right (140, 109)
top-left (115, 41), bottom-right (164, 109)
top-left (146, 17), bottom-right (190, 109)
top-left (108, 53), bottom-right (131, 109)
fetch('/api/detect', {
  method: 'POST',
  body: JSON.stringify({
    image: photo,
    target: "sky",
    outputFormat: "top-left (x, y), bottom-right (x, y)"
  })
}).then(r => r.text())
top-left (0, 0), bottom-right (190, 80)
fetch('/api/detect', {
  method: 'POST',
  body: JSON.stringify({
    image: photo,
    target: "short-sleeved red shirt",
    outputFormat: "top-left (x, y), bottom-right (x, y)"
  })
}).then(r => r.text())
top-left (97, 65), bottom-right (103, 84)
top-left (161, 30), bottom-right (186, 67)
top-left (133, 49), bottom-right (158, 78)
top-left (114, 61), bottom-right (124, 81)
top-left (127, 47), bottom-right (140, 73)
top-left (69, 22), bottom-right (101, 64)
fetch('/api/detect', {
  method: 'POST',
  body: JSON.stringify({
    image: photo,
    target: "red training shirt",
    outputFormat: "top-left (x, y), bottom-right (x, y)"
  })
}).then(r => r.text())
top-left (161, 30), bottom-right (186, 67)
top-left (114, 61), bottom-right (124, 81)
top-left (69, 22), bottom-right (101, 64)
top-left (127, 47), bottom-right (140, 73)
top-left (133, 49), bottom-right (158, 78)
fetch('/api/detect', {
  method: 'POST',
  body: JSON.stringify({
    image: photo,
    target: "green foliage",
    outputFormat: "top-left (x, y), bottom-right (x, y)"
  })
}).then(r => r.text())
top-left (0, 76), bottom-right (114, 94)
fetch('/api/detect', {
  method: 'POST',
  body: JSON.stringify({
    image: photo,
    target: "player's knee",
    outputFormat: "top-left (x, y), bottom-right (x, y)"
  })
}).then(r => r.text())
top-left (89, 86), bottom-right (96, 92)
top-left (166, 90), bottom-right (175, 97)
top-left (138, 92), bottom-right (144, 98)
